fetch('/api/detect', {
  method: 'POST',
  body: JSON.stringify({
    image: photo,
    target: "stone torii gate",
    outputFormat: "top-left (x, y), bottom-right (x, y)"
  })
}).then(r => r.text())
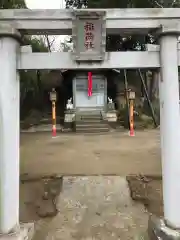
top-left (0, 8), bottom-right (180, 239)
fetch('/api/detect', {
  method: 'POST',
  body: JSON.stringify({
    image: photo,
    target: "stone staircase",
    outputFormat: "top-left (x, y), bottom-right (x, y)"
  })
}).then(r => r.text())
top-left (75, 110), bottom-right (110, 133)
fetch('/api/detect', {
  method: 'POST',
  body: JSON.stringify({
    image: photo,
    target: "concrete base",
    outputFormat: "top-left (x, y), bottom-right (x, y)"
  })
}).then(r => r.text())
top-left (148, 215), bottom-right (180, 240)
top-left (0, 223), bottom-right (34, 240)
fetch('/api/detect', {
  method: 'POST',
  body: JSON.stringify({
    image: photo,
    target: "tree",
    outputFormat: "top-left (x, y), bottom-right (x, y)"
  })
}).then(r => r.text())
top-left (66, 0), bottom-right (180, 8)
top-left (60, 36), bottom-right (73, 52)
top-left (0, 0), bottom-right (65, 121)
top-left (0, 0), bottom-right (50, 117)
top-left (23, 36), bottom-right (49, 52)
top-left (20, 37), bottom-right (49, 117)
top-left (65, 0), bottom-right (180, 52)
top-left (65, 0), bottom-right (179, 120)
top-left (0, 0), bottom-right (26, 8)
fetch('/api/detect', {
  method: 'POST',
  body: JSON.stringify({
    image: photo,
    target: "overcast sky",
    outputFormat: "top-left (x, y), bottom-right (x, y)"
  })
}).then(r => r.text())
top-left (25, 0), bottom-right (65, 9)
top-left (25, 0), bottom-right (66, 50)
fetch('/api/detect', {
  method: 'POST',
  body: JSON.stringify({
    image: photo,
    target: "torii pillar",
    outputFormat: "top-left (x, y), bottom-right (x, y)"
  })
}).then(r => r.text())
top-left (0, 24), bottom-right (33, 239)
top-left (149, 24), bottom-right (180, 239)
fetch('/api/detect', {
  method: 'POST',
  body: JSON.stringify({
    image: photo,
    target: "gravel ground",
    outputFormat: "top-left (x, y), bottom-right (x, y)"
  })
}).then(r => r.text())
top-left (20, 130), bottom-right (160, 239)
top-left (127, 175), bottom-right (163, 217)
top-left (20, 130), bottom-right (161, 176)
top-left (30, 176), bottom-right (149, 240)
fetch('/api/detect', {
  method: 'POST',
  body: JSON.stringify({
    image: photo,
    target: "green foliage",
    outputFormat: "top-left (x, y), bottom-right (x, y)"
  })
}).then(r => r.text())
top-left (20, 71), bottom-right (39, 105)
top-left (0, 0), bottom-right (49, 117)
top-left (23, 36), bottom-right (49, 53)
top-left (0, 0), bottom-right (26, 8)
top-left (19, 36), bottom-right (49, 118)
top-left (65, 0), bottom-right (180, 8)
top-left (65, 0), bottom-right (180, 52)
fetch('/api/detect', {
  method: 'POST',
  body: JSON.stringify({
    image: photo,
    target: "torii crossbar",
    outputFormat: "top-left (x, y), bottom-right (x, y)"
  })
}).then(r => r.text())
top-left (0, 8), bottom-right (180, 239)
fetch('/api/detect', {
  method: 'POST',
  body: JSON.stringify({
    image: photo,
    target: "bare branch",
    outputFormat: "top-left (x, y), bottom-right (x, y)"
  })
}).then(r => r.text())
top-left (171, 0), bottom-right (177, 7)
top-left (45, 35), bottom-right (51, 52)
top-left (50, 38), bottom-right (55, 48)
top-left (152, 0), bottom-right (163, 8)
top-left (150, 0), bottom-right (179, 8)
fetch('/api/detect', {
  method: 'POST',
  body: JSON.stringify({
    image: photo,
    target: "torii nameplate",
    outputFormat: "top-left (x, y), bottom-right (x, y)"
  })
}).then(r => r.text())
top-left (72, 10), bottom-right (106, 62)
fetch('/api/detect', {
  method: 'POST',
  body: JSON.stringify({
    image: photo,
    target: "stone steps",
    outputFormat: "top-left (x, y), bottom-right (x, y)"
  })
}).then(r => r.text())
top-left (76, 120), bottom-right (107, 125)
top-left (75, 111), bottom-right (109, 133)
top-left (76, 128), bottom-right (110, 134)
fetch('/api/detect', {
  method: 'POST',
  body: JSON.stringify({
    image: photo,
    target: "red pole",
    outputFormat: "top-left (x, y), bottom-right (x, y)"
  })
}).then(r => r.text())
top-left (129, 99), bottom-right (135, 136)
top-left (52, 101), bottom-right (56, 137)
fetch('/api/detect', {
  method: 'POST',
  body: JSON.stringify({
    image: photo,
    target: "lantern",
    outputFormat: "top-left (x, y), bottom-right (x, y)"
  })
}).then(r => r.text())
top-left (50, 88), bottom-right (57, 102)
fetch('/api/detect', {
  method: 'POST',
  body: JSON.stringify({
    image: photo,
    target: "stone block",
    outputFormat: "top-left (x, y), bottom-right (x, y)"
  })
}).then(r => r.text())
top-left (0, 223), bottom-right (34, 240)
top-left (148, 215), bottom-right (180, 240)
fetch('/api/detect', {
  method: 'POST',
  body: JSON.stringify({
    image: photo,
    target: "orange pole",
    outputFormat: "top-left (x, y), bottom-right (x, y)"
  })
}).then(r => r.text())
top-left (52, 101), bottom-right (56, 137)
top-left (129, 99), bottom-right (135, 136)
